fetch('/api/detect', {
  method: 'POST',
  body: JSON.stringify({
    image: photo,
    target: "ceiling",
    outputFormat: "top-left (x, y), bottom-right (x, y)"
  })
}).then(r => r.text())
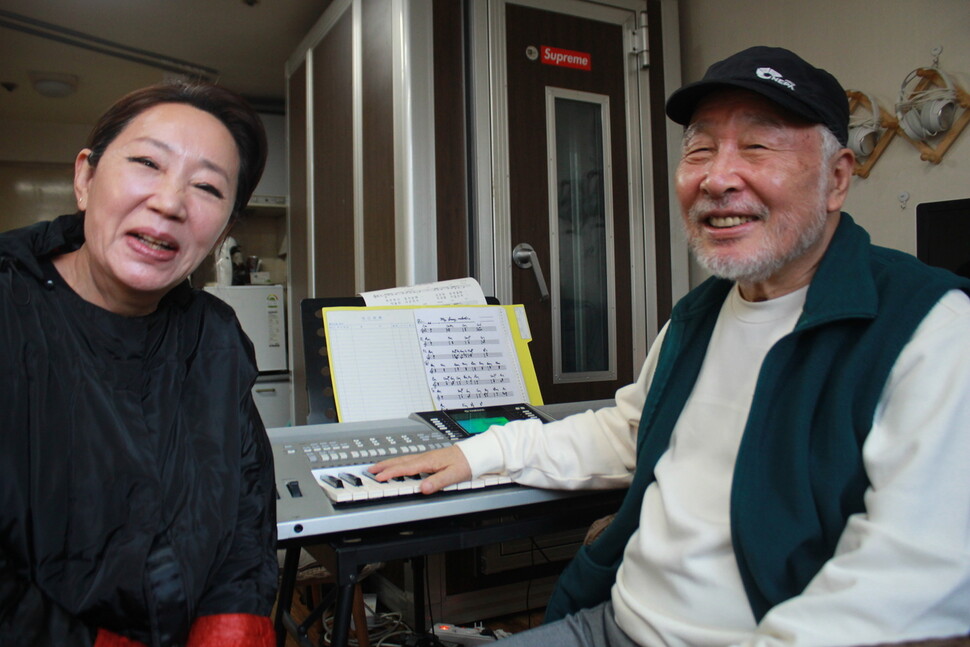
top-left (0, 0), bottom-right (332, 126)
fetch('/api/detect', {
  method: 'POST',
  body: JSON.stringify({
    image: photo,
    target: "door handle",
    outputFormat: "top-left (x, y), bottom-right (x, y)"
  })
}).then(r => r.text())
top-left (512, 243), bottom-right (550, 301)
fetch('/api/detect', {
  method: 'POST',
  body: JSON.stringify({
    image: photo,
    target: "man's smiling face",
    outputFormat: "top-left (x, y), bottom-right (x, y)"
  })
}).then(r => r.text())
top-left (675, 89), bottom-right (841, 298)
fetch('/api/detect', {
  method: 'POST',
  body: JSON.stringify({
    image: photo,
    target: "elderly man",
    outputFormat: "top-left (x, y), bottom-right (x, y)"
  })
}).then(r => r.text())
top-left (372, 47), bottom-right (970, 646)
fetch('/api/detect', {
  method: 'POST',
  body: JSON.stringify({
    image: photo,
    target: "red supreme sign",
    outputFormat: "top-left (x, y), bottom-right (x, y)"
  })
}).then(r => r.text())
top-left (540, 45), bottom-right (591, 71)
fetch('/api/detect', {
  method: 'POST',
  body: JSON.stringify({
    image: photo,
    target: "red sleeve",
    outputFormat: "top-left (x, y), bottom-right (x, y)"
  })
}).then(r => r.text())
top-left (94, 629), bottom-right (147, 647)
top-left (186, 613), bottom-right (275, 647)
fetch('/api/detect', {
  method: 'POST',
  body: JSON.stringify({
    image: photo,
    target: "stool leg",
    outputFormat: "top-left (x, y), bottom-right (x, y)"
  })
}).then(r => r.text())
top-left (351, 584), bottom-right (372, 647)
top-left (296, 585), bottom-right (337, 640)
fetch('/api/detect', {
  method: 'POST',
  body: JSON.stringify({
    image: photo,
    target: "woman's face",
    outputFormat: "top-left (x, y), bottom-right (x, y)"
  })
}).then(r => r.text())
top-left (73, 102), bottom-right (239, 312)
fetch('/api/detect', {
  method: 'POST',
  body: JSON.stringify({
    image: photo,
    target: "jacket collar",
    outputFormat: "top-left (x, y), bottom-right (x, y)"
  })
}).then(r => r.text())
top-left (0, 213), bottom-right (85, 282)
top-left (797, 213), bottom-right (878, 329)
top-left (0, 213), bottom-right (194, 310)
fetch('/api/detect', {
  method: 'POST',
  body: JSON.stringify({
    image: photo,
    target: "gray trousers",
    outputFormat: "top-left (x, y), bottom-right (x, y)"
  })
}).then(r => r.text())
top-left (491, 601), bottom-right (641, 647)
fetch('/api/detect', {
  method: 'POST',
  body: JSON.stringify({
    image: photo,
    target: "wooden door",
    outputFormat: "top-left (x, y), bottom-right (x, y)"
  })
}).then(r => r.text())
top-left (505, 3), bottom-right (636, 403)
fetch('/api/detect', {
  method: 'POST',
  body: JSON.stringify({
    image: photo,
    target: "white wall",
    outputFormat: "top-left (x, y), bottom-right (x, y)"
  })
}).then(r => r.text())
top-left (675, 0), bottom-right (969, 284)
top-left (0, 119), bottom-right (89, 163)
top-left (0, 120), bottom-right (85, 231)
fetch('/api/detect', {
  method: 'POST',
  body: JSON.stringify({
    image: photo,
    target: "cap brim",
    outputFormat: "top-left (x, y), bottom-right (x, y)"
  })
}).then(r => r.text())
top-left (665, 79), bottom-right (823, 129)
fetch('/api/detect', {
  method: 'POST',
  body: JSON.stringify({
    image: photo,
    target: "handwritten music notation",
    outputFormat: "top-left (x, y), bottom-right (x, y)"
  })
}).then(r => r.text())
top-left (416, 309), bottom-right (529, 410)
top-left (420, 336), bottom-right (499, 347)
top-left (426, 360), bottom-right (508, 374)
top-left (324, 305), bottom-right (533, 421)
top-left (436, 388), bottom-right (517, 403)
top-left (424, 349), bottom-right (496, 362)
top-left (418, 320), bottom-right (496, 334)
top-left (431, 373), bottom-right (511, 386)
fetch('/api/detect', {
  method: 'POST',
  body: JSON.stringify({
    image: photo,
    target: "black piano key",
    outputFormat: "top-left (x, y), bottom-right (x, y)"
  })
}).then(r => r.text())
top-left (338, 472), bottom-right (363, 487)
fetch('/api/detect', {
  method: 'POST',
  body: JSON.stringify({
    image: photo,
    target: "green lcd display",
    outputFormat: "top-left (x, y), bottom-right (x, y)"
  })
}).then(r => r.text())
top-left (454, 415), bottom-right (510, 435)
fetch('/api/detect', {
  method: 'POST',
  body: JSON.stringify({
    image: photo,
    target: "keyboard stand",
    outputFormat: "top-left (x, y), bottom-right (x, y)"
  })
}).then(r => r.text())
top-left (275, 489), bottom-right (624, 647)
top-left (272, 400), bottom-right (619, 647)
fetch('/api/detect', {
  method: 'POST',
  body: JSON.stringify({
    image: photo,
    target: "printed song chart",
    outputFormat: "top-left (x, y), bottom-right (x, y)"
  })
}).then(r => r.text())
top-left (324, 306), bottom-right (531, 421)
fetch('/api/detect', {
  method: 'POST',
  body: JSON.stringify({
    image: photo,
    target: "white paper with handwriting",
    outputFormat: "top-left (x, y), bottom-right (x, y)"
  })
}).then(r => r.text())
top-left (324, 305), bottom-right (530, 422)
top-left (416, 307), bottom-right (527, 410)
top-left (360, 277), bottom-right (488, 307)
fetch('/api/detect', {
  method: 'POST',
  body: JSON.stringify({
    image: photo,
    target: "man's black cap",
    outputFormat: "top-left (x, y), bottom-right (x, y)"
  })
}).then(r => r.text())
top-left (665, 46), bottom-right (850, 146)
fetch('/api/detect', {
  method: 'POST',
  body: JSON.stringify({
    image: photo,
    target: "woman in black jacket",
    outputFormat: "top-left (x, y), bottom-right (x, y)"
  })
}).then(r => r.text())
top-left (0, 82), bottom-right (278, 646)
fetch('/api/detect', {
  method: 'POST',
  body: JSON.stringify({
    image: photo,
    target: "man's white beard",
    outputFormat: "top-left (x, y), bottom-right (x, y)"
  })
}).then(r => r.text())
top-left (685, 194), bottom-right (829, 285)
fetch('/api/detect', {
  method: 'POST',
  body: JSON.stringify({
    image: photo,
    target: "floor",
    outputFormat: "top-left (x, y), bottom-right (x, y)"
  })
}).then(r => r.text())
top-left (277, 586), bottom-right (544, 646)
top-left (479, 608), bottom-right (546, 635)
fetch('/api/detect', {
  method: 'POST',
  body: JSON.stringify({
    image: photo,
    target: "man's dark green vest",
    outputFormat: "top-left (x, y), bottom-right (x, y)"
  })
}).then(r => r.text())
top-left (545, 214), bottom-right (970, 623)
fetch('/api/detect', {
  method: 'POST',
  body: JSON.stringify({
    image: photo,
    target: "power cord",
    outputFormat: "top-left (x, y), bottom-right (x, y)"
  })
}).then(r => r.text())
top-left (319, 607), bottom-right (412, 646)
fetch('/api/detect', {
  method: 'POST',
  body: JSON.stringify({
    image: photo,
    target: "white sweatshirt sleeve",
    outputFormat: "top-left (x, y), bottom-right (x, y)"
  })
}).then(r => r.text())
top-left (742, 290), bottom-right (970, 646)
top-left (456, 324), bottom-right (671, 490)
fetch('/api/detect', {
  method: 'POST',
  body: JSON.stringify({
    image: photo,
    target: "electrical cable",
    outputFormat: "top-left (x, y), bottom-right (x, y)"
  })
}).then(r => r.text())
top-left (424, 557), bottom-right (438, 641)
top-left (320, 607), bottom-right (413, 647)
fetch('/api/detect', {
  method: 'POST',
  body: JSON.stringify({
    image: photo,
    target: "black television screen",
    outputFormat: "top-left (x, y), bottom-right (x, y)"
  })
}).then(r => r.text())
top-left (916, 198), bottom-right (970, 278)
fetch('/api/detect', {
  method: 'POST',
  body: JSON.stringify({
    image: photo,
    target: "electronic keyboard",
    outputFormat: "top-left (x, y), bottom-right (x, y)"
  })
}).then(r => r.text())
top-left (284, 425), bottom-right (512, 505)
top-left (280, 403), bottom-right (553, 505)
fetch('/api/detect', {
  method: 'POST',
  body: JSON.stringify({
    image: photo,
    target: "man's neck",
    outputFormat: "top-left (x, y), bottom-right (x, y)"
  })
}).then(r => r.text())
top-left (737, 213), bottom-right (841, 302)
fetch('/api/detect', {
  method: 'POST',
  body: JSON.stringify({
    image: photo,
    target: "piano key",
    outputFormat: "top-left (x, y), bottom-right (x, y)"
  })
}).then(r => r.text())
top-left (362, 469), bottom-right (405, 498)
top-left (338, 472), bottom-right (363, 487)
top-left (310, 462), bottom-right (511, 505)
top-left (315, 473), bottom-right (353, 503)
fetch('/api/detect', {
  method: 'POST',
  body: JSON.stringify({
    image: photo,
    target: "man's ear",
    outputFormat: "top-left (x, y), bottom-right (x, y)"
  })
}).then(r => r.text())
top-left (826, 147), bottom-right (855, 214)
top-left (74, 149), bottom-right (95, 212)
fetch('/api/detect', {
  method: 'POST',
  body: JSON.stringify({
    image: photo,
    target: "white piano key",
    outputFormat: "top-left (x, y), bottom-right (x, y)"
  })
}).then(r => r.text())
top-left (310, 462), bottom-right (512, 505)
top-left (315, 473), bottom-right (353, 504)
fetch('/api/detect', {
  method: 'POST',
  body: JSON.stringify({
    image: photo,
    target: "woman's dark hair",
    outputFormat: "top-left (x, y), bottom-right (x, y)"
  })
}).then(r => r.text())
top-left (85, 81), bottom-right (268, 221)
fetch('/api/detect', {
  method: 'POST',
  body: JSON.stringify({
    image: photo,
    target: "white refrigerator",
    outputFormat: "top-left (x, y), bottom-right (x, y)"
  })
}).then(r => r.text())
top-left (203, 285), bottom-right (291, 427)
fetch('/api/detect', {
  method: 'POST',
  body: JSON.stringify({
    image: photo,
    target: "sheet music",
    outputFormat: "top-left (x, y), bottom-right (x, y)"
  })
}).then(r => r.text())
top-left (325, 309), bottom-right (434, 422)
top-left (361, 277), bottom-right (487, 307)
top-left (325, 306), bottom-right (532, 422)
top-left (417, 307), bottom-right (529, 409)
